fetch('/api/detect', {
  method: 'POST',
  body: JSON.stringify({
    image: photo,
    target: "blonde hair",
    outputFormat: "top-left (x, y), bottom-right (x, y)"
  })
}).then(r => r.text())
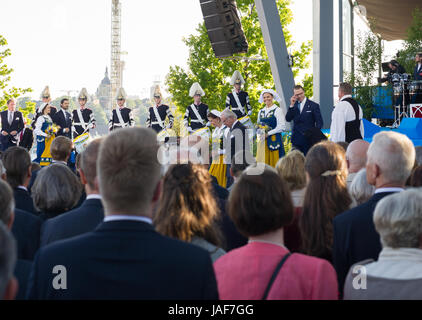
top-left (275, 149), bottom-right (306, 191)
top-left (98, 127), bottom-right (161, 215)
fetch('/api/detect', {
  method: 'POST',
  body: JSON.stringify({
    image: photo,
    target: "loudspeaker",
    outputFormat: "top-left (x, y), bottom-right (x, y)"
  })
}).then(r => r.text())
top-left (199, 0), bottom-right (248, 58)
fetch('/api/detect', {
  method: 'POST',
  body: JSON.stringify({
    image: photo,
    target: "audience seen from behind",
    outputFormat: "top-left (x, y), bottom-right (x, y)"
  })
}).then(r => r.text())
top-left (299, 141), bottom-right (351, 262)
top-left (27, 127), bottom-right (218, 299)
top-left (31, 164), bottom-right (82, 221)
top-left (349, 168), bottom-right (375, 206)
top-left (0, 180), bottom-right (21, 300)
top-left (50, 136), bottom-right (73, 166)
top-left (213, 165), bottom-right (338, 300)
top-left (344, 189), bottom-right (422, 300)
top-left (332, 131), bottom-right (415, 295)
top-left (345, 139), bottom-right (370, 188)
top-left (275, 149), bottom-right (306, 208)
top-left (0, 222), bottom-right (17, 300)
top-left (408, 165), bottom-right (422, 187)
top-left (154, 163), bottom-right (226, 262)
top-left (40, 138), bottom-right (104, 247)
top-left (1, 147), bottom-right (36, 215)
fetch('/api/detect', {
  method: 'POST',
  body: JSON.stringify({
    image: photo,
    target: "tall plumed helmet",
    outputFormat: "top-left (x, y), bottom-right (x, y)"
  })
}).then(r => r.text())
top-left (230, 70), bottom-right (245, 86)
top-left (189, 82), bottom-right (205, 97)
top-left (115, 87), bottom-right (127, 100)
top-left (40, 86), bottom-right (51, 99)
top-left (151, 85), bottom-right (162, 100)
top-left (78, 88), bottom-right (89, 100)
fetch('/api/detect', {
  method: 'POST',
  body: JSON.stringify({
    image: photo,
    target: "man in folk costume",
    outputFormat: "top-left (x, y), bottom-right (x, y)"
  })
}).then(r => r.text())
top-left (146, 85), bottom-right (174, 135)
top-left (72, 88), bottom-right (96, 138)
top-left (183, 82), bottom-right (209, 136)
top-left (109, 88), bottom-right (135, 131)
top-left (226, 70), bottom-right (252, 120)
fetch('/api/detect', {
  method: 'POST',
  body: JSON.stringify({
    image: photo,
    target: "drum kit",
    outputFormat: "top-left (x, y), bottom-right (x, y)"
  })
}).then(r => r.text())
top-left (391, 73), bottom-right (422, 127)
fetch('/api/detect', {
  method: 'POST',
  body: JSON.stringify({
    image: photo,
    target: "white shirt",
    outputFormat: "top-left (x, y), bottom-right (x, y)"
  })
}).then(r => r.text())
top-left (330, 95), bottom-right (364, 143)
top-left (257, 104), bottom-right (286, 136)
top-left (34, 115), bottom-right (52, 137)
top-left (7, 111), bottom-right (14, 124)
top-left (374, 187), bottom-right (404, 194)
top-left (103, 215), bottom-right (153, 225)
top-left (365, 247), bottom-right (422, 279)
top-left (86, 194), bottom-right (102, 200)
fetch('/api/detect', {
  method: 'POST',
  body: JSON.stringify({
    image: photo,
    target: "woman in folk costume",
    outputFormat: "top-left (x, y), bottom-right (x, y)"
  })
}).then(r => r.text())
top-left (208, 110), bottom-right (228, 188)
top-left (256, 89), bottom-right (286, 167)
top-left (32, 86), bottom-right (55, 129)
top-left (183, 82), bottom-right (209, 137)
top-left (147, 85), bottom-right (174, 141)
top-left (34, 103), bottom-right (56, 166)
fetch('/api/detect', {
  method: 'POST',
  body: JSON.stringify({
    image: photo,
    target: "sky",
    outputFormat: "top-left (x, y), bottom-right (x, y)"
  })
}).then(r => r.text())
top-left (0, 0), bottom-right (402, 100)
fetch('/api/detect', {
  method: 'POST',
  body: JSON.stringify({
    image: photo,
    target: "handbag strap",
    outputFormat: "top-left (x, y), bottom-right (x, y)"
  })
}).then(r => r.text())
top-left (262, 252), bottom-right (292, 300)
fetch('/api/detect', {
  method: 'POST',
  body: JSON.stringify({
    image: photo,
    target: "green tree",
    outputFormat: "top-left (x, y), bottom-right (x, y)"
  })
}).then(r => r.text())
top-left (397, 7), bottom-right (422, 74)
top-left (345, 30), bottom-right (383, 120)
top-left (165, 0), bottom-right (312, 122)
top-left (0, 35), bottom-right (32, 110)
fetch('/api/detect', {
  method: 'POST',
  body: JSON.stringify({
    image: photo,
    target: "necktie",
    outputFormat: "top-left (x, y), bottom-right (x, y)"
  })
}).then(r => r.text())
top-left (8, 112), bottom-right (13, 125)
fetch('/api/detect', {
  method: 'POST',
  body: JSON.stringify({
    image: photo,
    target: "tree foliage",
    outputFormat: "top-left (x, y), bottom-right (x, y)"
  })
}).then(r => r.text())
top-left (397, 7), bottom-right (422, 74)
top-left (0, 35), bottom-right (32, 110)
top-left (165, 0), bottom-right (312, 122)
top-left (345, 30), bottom-right (383, 120)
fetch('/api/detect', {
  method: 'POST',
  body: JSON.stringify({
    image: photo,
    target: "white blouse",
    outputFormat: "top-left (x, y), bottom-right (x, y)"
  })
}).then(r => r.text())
top-left (34, 115), bottom-right (52, 137)
top-left (257, 104), bottom-right (286, 136)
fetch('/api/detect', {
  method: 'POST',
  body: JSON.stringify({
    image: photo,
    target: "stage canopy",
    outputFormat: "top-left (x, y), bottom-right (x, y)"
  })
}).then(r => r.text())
top-left (355, 0), bottom-right (420, 41)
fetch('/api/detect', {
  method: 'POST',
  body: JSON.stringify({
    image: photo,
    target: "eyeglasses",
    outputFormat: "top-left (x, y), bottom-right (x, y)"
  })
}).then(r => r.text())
top-left (154, 96), bottom-right (161, 98)
top-left (117, 99), bottom-right (125, 101)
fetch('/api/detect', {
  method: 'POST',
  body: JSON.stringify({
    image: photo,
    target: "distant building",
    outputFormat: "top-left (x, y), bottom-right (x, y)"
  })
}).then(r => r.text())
top-left (96, 67), bottom-right (111, 110)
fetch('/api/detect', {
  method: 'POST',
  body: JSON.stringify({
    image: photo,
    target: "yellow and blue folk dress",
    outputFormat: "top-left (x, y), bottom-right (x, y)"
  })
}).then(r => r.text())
top-left (209, 125), bottom-right (228, 188)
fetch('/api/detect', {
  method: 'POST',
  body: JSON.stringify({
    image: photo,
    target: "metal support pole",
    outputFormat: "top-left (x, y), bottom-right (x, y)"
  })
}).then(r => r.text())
top-left (313, 0), bottom-right (334, 129)
top-left (339, 0), bottom-right (344, 83)
top-left (255, 0), bottom-right (295, 116)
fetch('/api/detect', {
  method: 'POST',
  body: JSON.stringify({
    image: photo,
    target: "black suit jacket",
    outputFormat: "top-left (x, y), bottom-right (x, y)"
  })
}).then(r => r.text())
top-left (11, 209), bottom-right (42, 260)
top-left (14, 259), bottom-right (32, 300)
top-left (227, 121), bottom-right (247, 164)
top-left (285, 99), bottom-right (324, 154)
top-left (332, 192), bottom-right (396, 294)
top-left (40, 198), bottom-right (104, 247)
top-left (14, 187), bottom-right (37, 215)
top-left (52, 109), bottom-right (72, 139)
top-left (0, 110), bottom-right (25, 149)
top-left (27, 220), bottom-right (219, 299)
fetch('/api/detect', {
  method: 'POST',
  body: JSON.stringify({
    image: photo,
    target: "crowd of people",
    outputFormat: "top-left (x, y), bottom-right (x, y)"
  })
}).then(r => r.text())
top-left (0, 121), bottom-right (420, 299)
top-left (0, 69), bottom-right (422, 300)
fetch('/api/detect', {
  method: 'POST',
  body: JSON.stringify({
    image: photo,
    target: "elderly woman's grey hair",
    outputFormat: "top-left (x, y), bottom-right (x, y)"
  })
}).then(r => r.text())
top-left (374, 189), bottom-right (422, 249)
top-left (32, 164), bottom-right (82, 214)
top-left (349, 168), bottom-right (375, 206)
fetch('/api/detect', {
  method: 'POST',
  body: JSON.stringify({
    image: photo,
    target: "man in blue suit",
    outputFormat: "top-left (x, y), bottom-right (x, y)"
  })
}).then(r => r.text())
top-left (41, 138), bottom-right (104, 246)
top-left (27, 127), bottom-right (218, 300)
top-left (285, 85), bottom-right (323, 155)
top-left (332, 131), bottom-right (415, 296)
top-left (52, 98), bottom-right (72, 139)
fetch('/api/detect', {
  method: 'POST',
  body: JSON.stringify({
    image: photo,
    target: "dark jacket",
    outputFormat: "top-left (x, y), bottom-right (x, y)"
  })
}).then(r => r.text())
top-left (332, 192), bottom-right (396, 294)
top-left (227, 121), bottom-right (247, 164)
top-left (14, 187), bottom-right (37, 215)
top-left (14, 259), bottom-right (33, 300)
top-left (285, 99), bottom-right (323, 155)
top-left (40, 198), bottom-right (104, 247)
top-left (11, 209), bottom-right (42, 260)
top-left (52, 109), bottom-right (72, 139)
top-left (26, 220), bottom-right (219, 300)
top-left (0, 110), bottom-right (25, 150)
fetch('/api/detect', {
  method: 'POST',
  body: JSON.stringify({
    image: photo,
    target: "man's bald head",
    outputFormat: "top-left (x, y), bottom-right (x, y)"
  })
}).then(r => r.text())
top-left (346, 139), bottom-right (370, 173)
